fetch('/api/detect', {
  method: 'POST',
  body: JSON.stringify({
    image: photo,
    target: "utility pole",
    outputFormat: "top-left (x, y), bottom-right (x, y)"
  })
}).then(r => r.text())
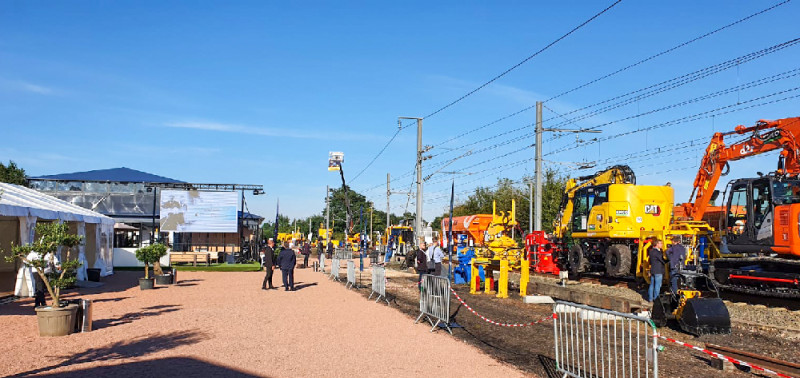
top-left (533, 101), bottom-right (601, 231)
top-left (386, 173), bottom-right (391, 231)
top-left (325, 185), bottom-right (330, 245)
top-left (534, 102), bottom-right (543, 232)
top-left (399, 116), bottom-right (428, 245)
top-left (529, 181), bottom-right (533, 233)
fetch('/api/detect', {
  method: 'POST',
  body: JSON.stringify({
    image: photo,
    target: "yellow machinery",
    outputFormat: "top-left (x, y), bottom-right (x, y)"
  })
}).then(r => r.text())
top-left (469, 200), bottom-right (530, 299)
top-left (557, 165), bottom-right (675, 278)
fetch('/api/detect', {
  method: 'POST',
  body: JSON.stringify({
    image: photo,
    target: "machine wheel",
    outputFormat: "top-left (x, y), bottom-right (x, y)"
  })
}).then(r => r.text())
top-left (605, 244), bottom-right (632, 277)
top-left (569, 244), bottom-right (588, 277)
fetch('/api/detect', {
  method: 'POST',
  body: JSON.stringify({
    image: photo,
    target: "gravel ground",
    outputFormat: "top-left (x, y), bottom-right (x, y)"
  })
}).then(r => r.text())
top-left (0, 267), bottom-right (527, 377)
top-left (379, 268), bottom-right (800, 377)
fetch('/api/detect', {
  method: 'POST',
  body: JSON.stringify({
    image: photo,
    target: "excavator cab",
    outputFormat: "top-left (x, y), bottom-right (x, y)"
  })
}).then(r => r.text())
top-left (712, 175), bottom-right (800, 296)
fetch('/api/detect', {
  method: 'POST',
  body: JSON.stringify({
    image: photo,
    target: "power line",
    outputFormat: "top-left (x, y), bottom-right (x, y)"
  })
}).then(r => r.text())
top-left (422, 0), bottom-right (623, 120)
top-left (427, 2), bottom-right (792, 150)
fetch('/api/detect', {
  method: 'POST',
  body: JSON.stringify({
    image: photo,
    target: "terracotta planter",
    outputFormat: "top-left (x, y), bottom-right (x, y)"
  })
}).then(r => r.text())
top-left (139, 277), bottom-right (155, 290)
top-left (35, 304), bottom-right (78, 337)
top-left (155, 274), bottom-right (173, 285)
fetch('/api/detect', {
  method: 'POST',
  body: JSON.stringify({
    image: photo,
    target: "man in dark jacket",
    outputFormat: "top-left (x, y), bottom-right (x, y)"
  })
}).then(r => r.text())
top-left (415, 242), bottom-right (429, 291)
top-left (666, 236), bottom-right (686, 295)
top-left (262, 239), bottom-right (276, 290)
top-left (647, 238), bottom-right (666, 302)
top-left (277, 241), bottom-right (297, 291)
top-left (301, 242), bottom-right (311, 269)
top-left (326, 240), bottom-right (334, 259)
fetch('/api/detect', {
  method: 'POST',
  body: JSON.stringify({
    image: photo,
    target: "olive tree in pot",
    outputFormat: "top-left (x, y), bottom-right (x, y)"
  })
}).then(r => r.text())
top-left (149, 244), bottom-right (173, 285)
top-left (135, 244), bottom-right (163, 290)
top-left (5, 223), bottom-right (83, 337)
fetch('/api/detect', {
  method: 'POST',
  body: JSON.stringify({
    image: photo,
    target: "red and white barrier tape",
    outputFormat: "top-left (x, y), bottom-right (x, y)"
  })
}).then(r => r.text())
top-left (450, 288), bottom-right (552, 327)
top-left (657, 335), bottom-right (794, 378)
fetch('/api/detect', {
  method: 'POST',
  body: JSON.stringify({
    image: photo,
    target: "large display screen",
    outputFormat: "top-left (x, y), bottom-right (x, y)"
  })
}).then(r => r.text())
top-left (159, 190), bottom-right (238, 232)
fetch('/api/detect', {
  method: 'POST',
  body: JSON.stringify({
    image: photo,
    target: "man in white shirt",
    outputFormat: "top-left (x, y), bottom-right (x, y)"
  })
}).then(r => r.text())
top-left (27, 250), bottom-right (60, 307)
top-left (426, 237), bottom-right (444, 276)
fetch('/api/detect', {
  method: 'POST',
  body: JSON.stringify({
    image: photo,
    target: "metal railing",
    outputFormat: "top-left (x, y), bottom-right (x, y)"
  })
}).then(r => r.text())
top-left (330, 258), bottom-right (340, 281)
top-left (368, 266), bottom-right (389, 304)
top-left (346, 260), bottom-right (357, 289)
top-left (319, 254), bottom-right (326, 273)
top-left (553, 301), bottom-right (659, 378)
top-left (415, 274), bottom-right (453, 334)
top-left (334, 248), bottom-right (352, 260)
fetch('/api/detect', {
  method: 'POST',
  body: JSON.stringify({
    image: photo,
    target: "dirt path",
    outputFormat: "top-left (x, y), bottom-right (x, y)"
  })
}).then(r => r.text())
top-left (0, 268), bottom-right (529, 377)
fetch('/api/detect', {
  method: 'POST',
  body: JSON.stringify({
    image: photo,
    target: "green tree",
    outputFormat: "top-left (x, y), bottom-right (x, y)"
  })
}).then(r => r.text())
top-left (0, 160), bottom-right (27, 186)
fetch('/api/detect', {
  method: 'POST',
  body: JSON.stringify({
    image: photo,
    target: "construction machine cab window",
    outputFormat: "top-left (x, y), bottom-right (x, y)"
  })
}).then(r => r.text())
top-left (772, 179), bottom-right (800, 205)
top-left (571, 185), bottom-right (609, 232)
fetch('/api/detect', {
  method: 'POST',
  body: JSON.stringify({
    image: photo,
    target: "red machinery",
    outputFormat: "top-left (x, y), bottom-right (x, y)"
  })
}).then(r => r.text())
top-left (525, 231), bottom-right (560, 275)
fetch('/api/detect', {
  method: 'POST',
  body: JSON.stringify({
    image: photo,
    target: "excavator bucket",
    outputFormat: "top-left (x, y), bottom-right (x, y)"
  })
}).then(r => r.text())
top-left (678, 297), bottom-right (731, 336)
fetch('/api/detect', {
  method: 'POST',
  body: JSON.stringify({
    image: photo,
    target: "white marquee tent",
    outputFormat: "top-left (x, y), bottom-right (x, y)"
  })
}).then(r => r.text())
top-left (0, 183), bottom-right (115, 297)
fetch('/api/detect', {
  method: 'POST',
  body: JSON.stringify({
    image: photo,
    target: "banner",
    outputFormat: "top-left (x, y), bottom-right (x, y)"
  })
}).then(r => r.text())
top-left (159, 190), bottom-right (238, 232)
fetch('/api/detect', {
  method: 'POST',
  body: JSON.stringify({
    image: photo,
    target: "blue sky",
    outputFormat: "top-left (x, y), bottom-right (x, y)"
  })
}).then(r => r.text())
top-left (1, 1), bottom-right (798, 222)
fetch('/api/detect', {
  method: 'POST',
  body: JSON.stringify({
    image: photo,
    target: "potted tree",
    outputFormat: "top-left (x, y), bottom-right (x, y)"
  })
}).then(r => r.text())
top-left (150, 243), bottom-right (173, 285)
top-left (135, 244), bottom-right (158, 290)
top-left (5, 222), bottom-right (83, 337)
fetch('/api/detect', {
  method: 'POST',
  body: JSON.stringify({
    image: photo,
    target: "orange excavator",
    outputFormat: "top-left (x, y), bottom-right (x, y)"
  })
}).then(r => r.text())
top-left (680, 117), bottom-right (800, 298)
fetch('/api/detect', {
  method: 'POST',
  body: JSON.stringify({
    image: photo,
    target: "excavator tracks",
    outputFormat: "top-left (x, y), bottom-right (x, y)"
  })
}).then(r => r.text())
top-left (711, 256), bottom-right (800, 299)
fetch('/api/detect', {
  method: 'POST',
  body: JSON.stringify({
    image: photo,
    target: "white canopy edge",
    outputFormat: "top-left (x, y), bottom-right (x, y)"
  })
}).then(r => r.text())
top-left (0, 182), bottom-right (114, 225)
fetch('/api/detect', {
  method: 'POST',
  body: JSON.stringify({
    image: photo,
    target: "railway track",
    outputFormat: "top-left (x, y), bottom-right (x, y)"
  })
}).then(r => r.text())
top-left (704, 343), bottom-right (800, 377)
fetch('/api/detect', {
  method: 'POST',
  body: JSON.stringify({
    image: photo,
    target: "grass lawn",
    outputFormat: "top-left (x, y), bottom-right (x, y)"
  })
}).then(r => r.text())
top-left (114, 263), bottom-right (261, 273)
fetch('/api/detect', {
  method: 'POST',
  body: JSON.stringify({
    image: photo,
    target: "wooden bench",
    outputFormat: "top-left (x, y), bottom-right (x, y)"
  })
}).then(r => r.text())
top-left (207, 251), bottom-right (221, 264)
top-left (169, 252), bottom-right (210, 266)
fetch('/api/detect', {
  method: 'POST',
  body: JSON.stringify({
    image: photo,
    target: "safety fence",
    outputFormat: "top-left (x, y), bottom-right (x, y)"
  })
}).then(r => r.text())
top-left (319, 254), bottom-right (326, 273)
top-left (368, 266), bottom-right (389, 304)
top-left (330, 258), bottom-right (340, 281)
top-left (415, 274), bottom-right (453, 334)
top-left (553, 301), bottom-right (659, 378)
top-left (334, 248), bottom-right (351, 260)
top-left (346, 260), bottom-right (357, 289)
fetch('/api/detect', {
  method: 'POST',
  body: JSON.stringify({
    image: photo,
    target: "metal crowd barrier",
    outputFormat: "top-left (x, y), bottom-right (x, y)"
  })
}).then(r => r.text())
top-left (334, 248), bottom-right (351, 260)
top-left (330, 258), bottom-right (340, 281)
top-left (319, 254), bottom-right (326, 273)
top-left (553, 301), bottom-right (659, 378)
top-left (415, 274), bottom-right (453, 334)
top-left (346, 260), bottom-right (357, 289)
top-left (368, 266), bottom-right (389, 304)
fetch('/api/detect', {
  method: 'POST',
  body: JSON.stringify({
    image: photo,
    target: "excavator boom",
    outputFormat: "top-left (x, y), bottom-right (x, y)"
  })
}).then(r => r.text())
top-left (682, 117), bottom-right (800, 221)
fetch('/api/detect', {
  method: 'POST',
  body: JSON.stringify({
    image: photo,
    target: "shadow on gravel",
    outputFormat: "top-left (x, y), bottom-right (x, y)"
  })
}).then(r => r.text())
top-left (17, 357), bottom-right (261, 378)
top-left (9, 330), bottom-right (208, 377)
top-left (537, 355), bottom-right (561, 378)
top-left (93, 304), bottom-right (182, 330)
top-left (293, 282), bottom-right (318, 291)
top-left (90, 296), bottom-right (131, 303)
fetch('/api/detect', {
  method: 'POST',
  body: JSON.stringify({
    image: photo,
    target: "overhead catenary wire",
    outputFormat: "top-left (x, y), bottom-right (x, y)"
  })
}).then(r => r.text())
top-left (427, 1), bottom-right (791, 150)
top-left (349, 1), bottom-right (623, 184)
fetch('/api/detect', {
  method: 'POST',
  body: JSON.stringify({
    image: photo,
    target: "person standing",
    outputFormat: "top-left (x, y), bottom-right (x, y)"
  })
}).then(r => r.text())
top-left (427, 237), bottom-right (444, 276)
top-left (277, 241), bottom-right (296, 291)
top-left (647, 237), bottom-right (666, 302)
top-left (317, 240), bottom-right (324, 265)
top-left (301, 241), bottom-right (311, 269)
top-left (666, 236), bottom-right (686, 295)
top-left (262, 239), bottom-right (276, 290)
top-left (326, 240), bottom-right (334, 259)
top-left (415, 242), bottom-right (429, 291)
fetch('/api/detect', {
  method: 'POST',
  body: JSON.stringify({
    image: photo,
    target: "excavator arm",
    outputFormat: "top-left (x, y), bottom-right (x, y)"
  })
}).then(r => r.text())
top-left (681, 117), bottom-right (800, 221)
top-left (553, 165), bottom-right (636, 237)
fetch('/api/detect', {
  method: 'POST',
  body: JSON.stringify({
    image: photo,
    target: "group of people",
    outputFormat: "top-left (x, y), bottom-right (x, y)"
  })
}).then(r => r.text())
top-left (646, 235), bottom-right (687, 303)
top-left (413, 236), bottom-right (444, 290)
top-left (260, 238), bottom-right (299, 291)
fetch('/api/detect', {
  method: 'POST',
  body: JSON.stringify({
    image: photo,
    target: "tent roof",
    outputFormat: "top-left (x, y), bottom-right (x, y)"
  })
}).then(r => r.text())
top-left (32, 167), bottom-right (183, 183)
top-left (0, 183), bottom-right (115, 225)
top-left (238, 211), bottom-right (264, 221)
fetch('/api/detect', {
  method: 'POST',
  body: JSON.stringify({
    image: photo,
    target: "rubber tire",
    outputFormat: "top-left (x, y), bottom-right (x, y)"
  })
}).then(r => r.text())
top-left (605, 244), bottom-right (632, 277)
top-left (569, 244), bottom-right (588, 277)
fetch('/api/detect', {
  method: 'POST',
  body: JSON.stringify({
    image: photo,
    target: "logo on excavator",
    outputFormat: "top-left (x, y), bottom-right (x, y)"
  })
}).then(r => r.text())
top-left (739, 144), bottom-right (753, 155)
top-left (644, 204), bottom-right (661, 215)
top-left (757, 129), bottom-right (781, 143)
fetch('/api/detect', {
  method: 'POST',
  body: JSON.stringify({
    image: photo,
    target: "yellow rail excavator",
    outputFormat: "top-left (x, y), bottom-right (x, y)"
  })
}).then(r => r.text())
top-left (551, 165), bottom-right (729, 335)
